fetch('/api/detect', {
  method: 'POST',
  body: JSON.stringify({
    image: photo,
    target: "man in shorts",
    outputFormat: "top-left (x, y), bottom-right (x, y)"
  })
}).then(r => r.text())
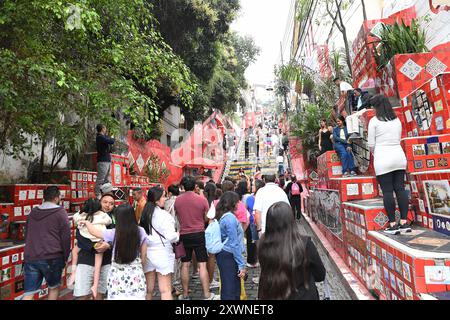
top-left (175, 175), bottom-right (217, 300)
top-left (23, 186), bottom-right (71, 300)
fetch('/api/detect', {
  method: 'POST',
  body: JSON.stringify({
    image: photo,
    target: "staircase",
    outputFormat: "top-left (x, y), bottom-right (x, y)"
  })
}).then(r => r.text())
top-left (223, 136), bottom-right (278, 181)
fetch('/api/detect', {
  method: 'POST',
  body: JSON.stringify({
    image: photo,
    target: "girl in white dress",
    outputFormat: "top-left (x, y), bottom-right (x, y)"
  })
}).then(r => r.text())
top-left (139, 186), bottom-right (179, 300)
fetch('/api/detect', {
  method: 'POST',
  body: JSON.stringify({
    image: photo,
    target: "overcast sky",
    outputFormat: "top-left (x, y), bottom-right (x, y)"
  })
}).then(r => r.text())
top-left (231, 0), bottom-right (295, 87)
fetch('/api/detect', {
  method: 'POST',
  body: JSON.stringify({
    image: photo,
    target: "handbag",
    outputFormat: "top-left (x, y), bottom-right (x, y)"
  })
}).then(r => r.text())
top-left (152, 226), bottom-right (186, 259)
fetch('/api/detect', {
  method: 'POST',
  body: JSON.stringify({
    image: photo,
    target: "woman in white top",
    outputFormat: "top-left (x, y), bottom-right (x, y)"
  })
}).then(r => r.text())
top-left (367, 94), bottom-right (411, 235)
top-left (139, 186), bottom-right (179, 300)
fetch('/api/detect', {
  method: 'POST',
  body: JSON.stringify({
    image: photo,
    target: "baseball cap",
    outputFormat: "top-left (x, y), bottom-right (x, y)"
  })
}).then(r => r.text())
top-left (100, 183), bottom-right (113, 194)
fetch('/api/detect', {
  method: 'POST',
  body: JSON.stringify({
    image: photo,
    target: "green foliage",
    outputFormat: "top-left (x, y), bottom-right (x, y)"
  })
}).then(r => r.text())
top-left (372, 19), bottom-right (429, 70)
top-left (0, 0), bottom-right (198, 159)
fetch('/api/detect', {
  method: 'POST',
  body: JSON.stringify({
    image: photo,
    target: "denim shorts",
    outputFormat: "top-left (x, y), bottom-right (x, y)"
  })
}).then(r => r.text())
top-left (24, 258), bottom-right (66, 296)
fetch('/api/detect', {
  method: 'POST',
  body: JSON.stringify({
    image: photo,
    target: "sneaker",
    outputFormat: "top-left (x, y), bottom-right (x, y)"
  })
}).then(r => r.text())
top-left (342, 173), bottom-right (350, 178)
top-left (384, 225), bottom-right (400, 235)
top-left (398, 223), bottom-right (412, 233)
top-left (350, 171), bottom-right (357, 176)
top-left (252, 276), bottom-right (260, 284)
top-left (209, 280), bottom-right (220, 289)
top-left (246, 262), bottom-right (259, 268)
top-left (204, 292), bottom-right (219, 300)
top-left (178, 295), bottom-right (191, 300)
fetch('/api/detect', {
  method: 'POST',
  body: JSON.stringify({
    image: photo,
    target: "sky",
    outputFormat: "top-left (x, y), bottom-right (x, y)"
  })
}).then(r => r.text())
top-left (231, 0), bottom-right (295, 88)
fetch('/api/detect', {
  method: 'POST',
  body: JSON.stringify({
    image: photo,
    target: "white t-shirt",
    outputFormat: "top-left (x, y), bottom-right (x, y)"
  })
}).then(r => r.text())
top-left (147, 207), bottom-right (179, 250)
top-left (340, 81), bottom-right (353, 92)
top-left (253, 183), bottom-right (290, 233)
top-left (276, 155), bottom-right (284, 164)
top-left (368, 117), bottom-right (407, 176)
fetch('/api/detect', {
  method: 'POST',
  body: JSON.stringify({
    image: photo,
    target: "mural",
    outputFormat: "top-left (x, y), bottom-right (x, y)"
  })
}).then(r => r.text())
top-left (310, 189), bottom-right (343, 240)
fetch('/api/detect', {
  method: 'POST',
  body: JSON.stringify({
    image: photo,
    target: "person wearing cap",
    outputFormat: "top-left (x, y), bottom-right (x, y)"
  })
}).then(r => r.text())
top-left (132, 187), bottom-right (147, 223)
top-left (100, 183), bottom-right (113, 196)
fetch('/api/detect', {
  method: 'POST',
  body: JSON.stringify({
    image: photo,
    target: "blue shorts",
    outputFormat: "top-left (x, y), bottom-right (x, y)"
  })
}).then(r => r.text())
top-left (24, 258), bottom-right (65, 296)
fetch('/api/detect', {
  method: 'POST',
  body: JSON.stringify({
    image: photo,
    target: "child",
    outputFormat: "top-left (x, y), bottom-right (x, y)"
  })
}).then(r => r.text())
top-left (78, 204), bottom-right (148, 300)
top-left (69, 198), bottom-right (112, 298)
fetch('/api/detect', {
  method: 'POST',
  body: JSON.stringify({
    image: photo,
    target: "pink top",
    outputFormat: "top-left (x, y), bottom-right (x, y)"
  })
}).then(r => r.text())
top-left (235, 201), bottom-right (248, 224)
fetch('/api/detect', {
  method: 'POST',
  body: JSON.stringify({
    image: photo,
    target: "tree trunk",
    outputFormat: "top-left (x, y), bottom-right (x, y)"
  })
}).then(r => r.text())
top-left (361, 0), bottom-right (367, 21)
top-left (334, 0), bottom-right (353, 78)
top-left (38, 140), bottom-right (46, 183)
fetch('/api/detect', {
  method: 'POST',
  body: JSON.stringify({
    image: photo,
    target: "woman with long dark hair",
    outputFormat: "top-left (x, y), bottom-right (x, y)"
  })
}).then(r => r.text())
top-left (78, 204), bottom-right (148, 300)
top-left (368, 94), bottom-right (410, 234)
top-left (318, 119), bottom-right (334, 154)
top-left (333, 115), bottom-right (357, 177)
top-left (258, 202), bottom-right (325, 300)
top-left (204, 182), bottom-right (217, 207)
top-left (140, 186), bottom-right (179, 300)
top-left (215, 191), bottom-right (247, 300)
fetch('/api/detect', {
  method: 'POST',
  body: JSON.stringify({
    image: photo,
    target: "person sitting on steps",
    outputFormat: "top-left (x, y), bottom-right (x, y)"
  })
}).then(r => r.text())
top-left (333, 115), bottom-right (357, 177)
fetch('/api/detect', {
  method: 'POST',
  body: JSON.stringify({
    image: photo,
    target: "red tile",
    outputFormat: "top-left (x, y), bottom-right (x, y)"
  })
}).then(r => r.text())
top-left (415, 277), bottom-right (427, 293)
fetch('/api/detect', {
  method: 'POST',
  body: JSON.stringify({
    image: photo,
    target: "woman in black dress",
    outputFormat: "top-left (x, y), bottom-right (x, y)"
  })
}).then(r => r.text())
top-left (318, 119), bottom-right (333, 154)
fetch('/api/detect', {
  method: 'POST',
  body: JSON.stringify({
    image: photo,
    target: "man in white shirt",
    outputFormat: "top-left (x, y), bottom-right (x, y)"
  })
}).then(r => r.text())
top-left (276, 152), bottom-right (284, 176)
top-left (253, 174), bottom-right (290, 235)
top-left (334, 77), bottom-right (353, 96)
top-left (334, 78), bottom-right (362, 141)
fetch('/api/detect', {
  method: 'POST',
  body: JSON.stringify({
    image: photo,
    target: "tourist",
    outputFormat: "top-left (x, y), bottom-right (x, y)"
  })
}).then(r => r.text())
top-left (282, 132), bottom-right (289, 155)
top-left (195, 180), bottom-right (205, 197)
top-left (254, 166), bottom-right (262, 181)
top-left (73, 193), bottom-right (115, 300)
top-left (276, 151), bottom-right (284, 177)
top-left (271, 130), bottom-right (279, 156)
top-left (285, 175), bottom-right (304, 220)
top-left (94, 124), bottom-right (115, 197)
top-left (140, 187), bottom-right (179, 300)
top-left (175, 176), bottom-right (216, 300)
top-left (333, 115), bottom-right (357, 177)
top-left (78, 204), bottom-right (148, 300)
top-left (23, 186), bottom-right (71, 300)
top-left (353, 88), bottom-right (371, 111)
top-left (132, 187), bottom-right (147, 223)
top-left (368, 94), bottom-right (411, 234)
top-left (70, 198), bottom-right (112, 298)
top-left (222, 180), bottom-right (249, 231)
top-left (164, 184), bottom-right (182, 295)
top-left (318, 119), bottom-right (334, 155)
top-left (333, 77), bottom-right (354, 115)
top-left (254, 174), bottom-right (290, 236)
top-left (215, 191), bottom-right (247, 300)
top-left (245, 179), bottom-right (265, 268)
top-left (204, 182), bottom-right (220, 289)
top-left (244, 128), bottom-right (250, 159)
top-left (258, 202), bottom-right (326, 300)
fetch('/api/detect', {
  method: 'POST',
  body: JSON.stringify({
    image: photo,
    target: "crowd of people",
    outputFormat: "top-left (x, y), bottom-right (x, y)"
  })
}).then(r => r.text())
top-left (22, 168), bottom-right (327, 300)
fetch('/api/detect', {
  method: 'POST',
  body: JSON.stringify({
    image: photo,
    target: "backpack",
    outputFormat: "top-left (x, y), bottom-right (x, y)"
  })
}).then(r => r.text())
top-left (205, 212), bottom-right (232, 254)
top-left (291, 183), bottom-right (301, 196)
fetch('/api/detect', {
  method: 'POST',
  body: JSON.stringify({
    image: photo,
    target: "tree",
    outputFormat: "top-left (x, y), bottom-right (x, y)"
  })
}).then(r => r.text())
top-left (323, 0), bottom-right (353, 78)
top-left (0, 0), bottom-right (198, 179)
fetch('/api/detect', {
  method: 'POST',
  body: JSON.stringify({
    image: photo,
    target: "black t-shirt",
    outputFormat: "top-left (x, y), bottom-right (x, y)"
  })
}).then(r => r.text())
top-left (77, 212), bottom-right (115, 267)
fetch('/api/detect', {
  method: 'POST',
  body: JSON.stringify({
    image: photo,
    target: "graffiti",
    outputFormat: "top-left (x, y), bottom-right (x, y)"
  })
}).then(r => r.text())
top-left (310, 190), bottom-right (343, 239)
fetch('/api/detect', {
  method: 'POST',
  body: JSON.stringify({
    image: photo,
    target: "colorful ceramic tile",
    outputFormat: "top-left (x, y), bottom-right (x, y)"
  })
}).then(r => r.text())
top-left (427, 143), bottom-right (441, 155)
top-left (436, 116), bottom-right (444, 131)
top-left (362, 183), bottom-right (374, 195)
top-left (382, 249), bottom-right (387, 264)
top-left (11, 254), bottom-right (18, 264)
top-left (2, 267), bottom-right (11, 282)
top-left (347, 184), bottom-right (359, 196)
top-left (383, 267), bottom-right (389, 282)
top-left (28, 189), bottom-right (36, 200)
top-left (390, 272), bottom-right (396, 290)
top-left (410, 181), bottom-right (418, 193)
top-left (402, 261), bottom-right (412, 282)
top-left (438, 158), bottom-right (448, 167)
top-left (14, 207), bottom-right (22, 217)
top-left (387, 253), bottom-right (394, 270)
top-left (418, 198), bottom-right (426, 212)
top-left (404, 284), bottom-right (413, 300)
top-left (18, 190), bottom-right (27, 201)
top-left (413, 144), bottom-right (426, 156)
top-left (414, 160), bottom-right (423, 169)
top-left (394, 257), bottom-right (402, 275)
top-left (37, 189), bottom-right (44, 199)
top-left (426, 159), bottom-right (436, 168)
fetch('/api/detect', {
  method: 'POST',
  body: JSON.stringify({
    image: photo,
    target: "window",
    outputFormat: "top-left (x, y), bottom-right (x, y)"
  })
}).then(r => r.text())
top-left (167, 134), bottom-right (171, 147)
